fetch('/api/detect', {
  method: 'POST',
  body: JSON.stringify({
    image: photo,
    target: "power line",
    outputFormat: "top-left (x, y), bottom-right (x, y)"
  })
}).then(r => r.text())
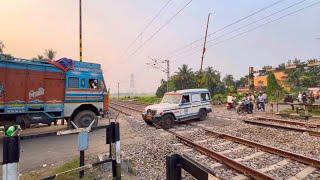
top-left (172, 0), bottom-right (310, 59)
top-left (175, 0), bottom-right (320, 60)
top-left (168, 0), bottom-right (287, 55)
top-left (123, 0), bottom-right (173, 53)
top-left (124, 0), bottom-right (193, 59)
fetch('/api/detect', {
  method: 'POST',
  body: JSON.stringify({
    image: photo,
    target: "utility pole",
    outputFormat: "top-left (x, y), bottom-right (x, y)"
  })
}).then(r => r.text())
top-left (79, 0), bottom-right (83, 62)
top-left (248, 67), bottom-right (255, 92)
top-left (199, 13), bottom-right (211, 74)
top-left (117, 82), bottom-right (119, 100)
top-left (147, 58), bottom-right (170, 92)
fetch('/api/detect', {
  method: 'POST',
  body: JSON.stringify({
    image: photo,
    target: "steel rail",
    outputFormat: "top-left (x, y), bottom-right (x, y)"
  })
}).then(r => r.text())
top-left (110, 102), bottom-right (143, 113)
top-left (201, 128), bottom-right (320, 168)
top-left (168, 129), bottom-right (275, 180)
top-left (109, 106), bottom-right (133, 116)
top-left (111, 99), bottom-right (151, 107)
top-left (255, 116), bottom-right (320, 128)
top-left (243, 119), bottom-right (320, 137)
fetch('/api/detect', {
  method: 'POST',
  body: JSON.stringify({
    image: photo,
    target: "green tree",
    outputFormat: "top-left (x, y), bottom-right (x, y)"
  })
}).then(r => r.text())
top-left (266, 73), bottom-right (282, 98)
top-left (32, 55), bottom-right (44, 61)
top-left (223, 74), bottom-right (235, 87)
top-left (200, 67), bottom-right (224, 95)
top-left (277, 63), bottom-right (286, 70)
top-left (44, 49), bottom-right (57, 60)
top-left (0, 41), bottom-right (5, 54)
top-left (156, 79), bottom-right (167, 97)
top-left (235, 76), bottom-right (248, 88)
top-left (174, 64), bottom-right (197, 90)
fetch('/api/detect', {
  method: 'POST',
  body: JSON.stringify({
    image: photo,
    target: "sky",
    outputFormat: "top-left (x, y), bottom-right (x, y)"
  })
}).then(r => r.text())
top-left (0, 0), bottom-right (319, 94)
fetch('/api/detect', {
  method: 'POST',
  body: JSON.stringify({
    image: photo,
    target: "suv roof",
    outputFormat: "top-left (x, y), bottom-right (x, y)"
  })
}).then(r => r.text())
top-left (167, 88), bottom-right (209, 95)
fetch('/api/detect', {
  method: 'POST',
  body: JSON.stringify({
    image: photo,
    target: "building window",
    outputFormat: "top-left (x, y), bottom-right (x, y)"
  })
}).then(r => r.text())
top-left (68, 77), bottom-right (79, 88)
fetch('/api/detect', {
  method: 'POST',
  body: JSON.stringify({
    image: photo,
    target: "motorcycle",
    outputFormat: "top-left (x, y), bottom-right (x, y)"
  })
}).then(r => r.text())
top-left (236, 100), bottom-right (253, 114)
top-left (226, 102), bottom-right (236, 110)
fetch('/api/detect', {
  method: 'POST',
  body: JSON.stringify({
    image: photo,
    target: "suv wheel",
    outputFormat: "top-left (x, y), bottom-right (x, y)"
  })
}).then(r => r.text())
top-left (161, 114), bottom-right (174, 129)
top-left (144, 120), bottom-right (153, 126)
top-left (198, 109), bottom-right (207, 121)
top-left (73, 110), bottom-right (98, 128)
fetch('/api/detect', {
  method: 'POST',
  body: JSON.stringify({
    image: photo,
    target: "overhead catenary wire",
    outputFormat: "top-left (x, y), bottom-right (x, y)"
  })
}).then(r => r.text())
top-left (124, 0), bottom-right (193, 59)
top-left (175, 0), bottom-right (320, 60)
top-left (123, 0), bottom-right (173, 54)
top-left (168, 0), bottom-right (287, 55)
top-left (171, 0), bottom-right (309, 58)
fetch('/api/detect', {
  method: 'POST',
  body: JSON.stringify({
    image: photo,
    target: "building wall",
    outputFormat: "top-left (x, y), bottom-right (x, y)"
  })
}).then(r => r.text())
top-left (254, 71), bottom-right (290, 90)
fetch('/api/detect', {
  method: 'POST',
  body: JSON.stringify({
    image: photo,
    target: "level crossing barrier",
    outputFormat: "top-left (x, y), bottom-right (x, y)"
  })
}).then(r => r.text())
top-left (2, 121), bottom-right (122, 180)
top-left (166, 154), bottom-right (217, 180)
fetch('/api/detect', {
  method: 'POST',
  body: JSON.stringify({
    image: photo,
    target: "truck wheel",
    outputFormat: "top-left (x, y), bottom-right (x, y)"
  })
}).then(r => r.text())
top-left (16, 115), bottom-right (31, 129)
top-left (161, 114), bottom-right (174, 129)
top-left (198, 109), bottom-right (207, 121)
top-left (73, 110), bottom-right (98, 128)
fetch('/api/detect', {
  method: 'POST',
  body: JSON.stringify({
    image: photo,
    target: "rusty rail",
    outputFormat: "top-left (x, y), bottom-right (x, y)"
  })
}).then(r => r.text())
top-left (109, 102), bottom-right (143, 113)
top-left (243, 119), bottom-right (320, 137)
top-left (255, 116), bottom-right (320, 128)
top-left (168, 130), bottom-right (274, 180)
top-left (201, 128), bottom-right (320, 168)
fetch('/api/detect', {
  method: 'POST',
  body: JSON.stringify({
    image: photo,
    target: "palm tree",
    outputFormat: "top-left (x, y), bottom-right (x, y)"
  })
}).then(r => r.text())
top-left (200, 67), bottom-right (223, 94)
top-left (44, 49), bottom-right (57, 60)
top-left (0, 41), bottom-right (5, 54)
top-left (176, 64), bottom-right (196, 89)
top-left (32, 55), bottom-right (44, 61)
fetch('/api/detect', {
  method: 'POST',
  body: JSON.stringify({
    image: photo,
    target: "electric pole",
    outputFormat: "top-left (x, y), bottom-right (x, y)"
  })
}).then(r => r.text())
top-left (79, 0), bottom-right (83, 62)
top-left (117, 82), bottom-right (120, 100)
top-left (147, 58), bottom-right (170, 92)
top-left (199, 13), bottom-right (211, 73)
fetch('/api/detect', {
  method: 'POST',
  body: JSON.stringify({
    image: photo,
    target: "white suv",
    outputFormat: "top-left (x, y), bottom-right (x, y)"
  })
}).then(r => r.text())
top-left (142, 89), bottom-right (212, 129)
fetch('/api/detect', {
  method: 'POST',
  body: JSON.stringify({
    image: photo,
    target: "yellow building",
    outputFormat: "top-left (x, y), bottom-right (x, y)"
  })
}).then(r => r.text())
top-left (254, 71), bottom-right (290, 90)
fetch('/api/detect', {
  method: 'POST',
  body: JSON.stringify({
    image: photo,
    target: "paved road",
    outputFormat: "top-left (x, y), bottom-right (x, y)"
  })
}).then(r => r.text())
top-left (0, 127), bottom-right (108, 173)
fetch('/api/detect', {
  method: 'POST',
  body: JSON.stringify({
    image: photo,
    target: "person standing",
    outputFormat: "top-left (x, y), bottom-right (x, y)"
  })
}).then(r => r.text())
top-left (257, 93), bottom-right (265, 111)
top-left (298, 92), bottom-right (302, 103)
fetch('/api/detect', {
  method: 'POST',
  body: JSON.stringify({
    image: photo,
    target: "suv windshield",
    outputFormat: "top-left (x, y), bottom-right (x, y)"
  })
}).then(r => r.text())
top-left (161, 94), bottom-right (181, 104)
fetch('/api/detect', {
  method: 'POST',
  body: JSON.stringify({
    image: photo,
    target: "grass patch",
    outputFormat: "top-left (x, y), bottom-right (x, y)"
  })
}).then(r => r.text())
top-left (120, 96), bottom-right (161, 104)
top-left (280, 107), bottom-right (320, 117)
top-left (21, 158), bottom-right (95, 180)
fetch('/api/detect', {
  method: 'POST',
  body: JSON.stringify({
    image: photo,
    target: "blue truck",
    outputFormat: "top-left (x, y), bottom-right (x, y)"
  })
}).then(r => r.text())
top-left (0, 55), bottom-right (109, 128)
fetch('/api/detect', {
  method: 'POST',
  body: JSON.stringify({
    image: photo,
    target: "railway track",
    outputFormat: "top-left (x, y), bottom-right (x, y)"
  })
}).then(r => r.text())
top-left (243, 116), bottom-right (320, 137)
top-left (112, 100), bottom-right (320, 136)
top-left (109, 101), bottom-right (320, 179)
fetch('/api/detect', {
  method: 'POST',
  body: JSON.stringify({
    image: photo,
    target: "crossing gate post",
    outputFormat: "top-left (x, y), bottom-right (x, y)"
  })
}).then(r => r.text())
top-left (166, 154), bottom-right (182, 180)
top-left (107, 122), bottom-right (121, 180)
top-left (3, 125), bottom-right (21, 180)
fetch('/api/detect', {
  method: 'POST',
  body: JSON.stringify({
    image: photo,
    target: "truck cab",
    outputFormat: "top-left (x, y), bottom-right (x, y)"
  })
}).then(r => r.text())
top-left (64, 61), bottom-right (108, 127)
top-left (142, 89), bottom-right (212, 129)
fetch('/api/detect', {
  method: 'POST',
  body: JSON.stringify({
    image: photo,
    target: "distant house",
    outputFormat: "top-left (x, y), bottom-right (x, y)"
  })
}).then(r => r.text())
top-left (308, 87), bottom-right (320, 96)
top-left (253, 71), bottom-right (290, 91)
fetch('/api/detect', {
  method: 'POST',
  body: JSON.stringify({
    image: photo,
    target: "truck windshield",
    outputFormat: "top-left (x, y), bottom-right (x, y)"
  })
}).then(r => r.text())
top-left (161, 94), bottom-right (181, 104)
